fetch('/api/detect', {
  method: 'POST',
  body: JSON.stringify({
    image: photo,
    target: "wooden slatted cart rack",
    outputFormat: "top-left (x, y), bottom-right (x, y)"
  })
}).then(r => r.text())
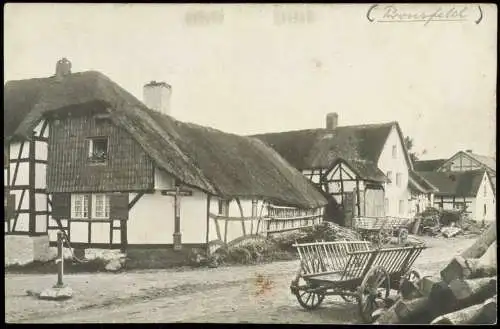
top-left (289, 240), bottom-right (426, 323)
top-left (353, 217), bottom-right (389, 245)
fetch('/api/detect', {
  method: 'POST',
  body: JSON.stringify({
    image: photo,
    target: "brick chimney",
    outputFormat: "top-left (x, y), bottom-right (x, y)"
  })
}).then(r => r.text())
top-left (143, 81), bottom-right (172, 116)
top-left (55, 58), bottom-right (72, 80)
top-left (326, 112), bottom-right (338, 130)
top-left (466, 149), bottom-right (473, 153)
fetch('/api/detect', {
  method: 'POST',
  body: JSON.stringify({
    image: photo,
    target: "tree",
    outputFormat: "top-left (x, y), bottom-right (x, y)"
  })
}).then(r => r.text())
top-left (404, 136), bottom-right (419, 164)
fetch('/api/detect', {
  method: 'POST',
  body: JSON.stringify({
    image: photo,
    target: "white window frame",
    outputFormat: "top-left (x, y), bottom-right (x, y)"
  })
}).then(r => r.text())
top-left (392, 145), bottom-right (397, 158)
top-left (71, 194), bottom-right (89, 219)
top-left (92, 194), bottom-right (110, 219)
top-left (386, 171), bottom-right (393, 184)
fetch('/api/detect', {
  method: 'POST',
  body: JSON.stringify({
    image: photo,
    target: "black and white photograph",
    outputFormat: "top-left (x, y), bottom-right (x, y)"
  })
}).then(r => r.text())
top-left (4, 3), bottom-right (497, 324)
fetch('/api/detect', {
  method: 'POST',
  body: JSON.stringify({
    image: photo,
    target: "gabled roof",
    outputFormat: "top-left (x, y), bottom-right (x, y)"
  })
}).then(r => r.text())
top-left (251, 121), bottom-right (413, 172)
top-left (417, 170), bottom-right (488, 197)
top-left (408, 170), bottom-right (439, 193)
top-left (4, 70), bottom-right (327, 209)
top-left (414, 159), bottom-right (447, 172)
top-left (330, 158), bottom-right (388, 183)
top-left (438, 151), bottom-right (496, 173)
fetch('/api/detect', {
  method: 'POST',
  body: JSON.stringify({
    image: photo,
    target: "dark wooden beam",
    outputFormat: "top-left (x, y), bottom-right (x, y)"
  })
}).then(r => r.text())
top-left (128, 192), bottom-right (145, 210)
top-left (206, 195), bottom-right (211, 252)
top-left (339, 163), bottom-right (345, 206)
top-left (28, 138), bottom-right (36, 235)
top-left (11, 142), bottom-right (25, 187)
top-left (356, 178), bottom-right (361, 216)
top-left (39, 120), bottom-right (49, 138)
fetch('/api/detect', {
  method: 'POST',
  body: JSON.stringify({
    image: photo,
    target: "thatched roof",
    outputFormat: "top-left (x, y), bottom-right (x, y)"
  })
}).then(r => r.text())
top-left (333, 158), bottom-right (388, 183)
top-left (417, 170), bottom-right (488, 197)
top-left (251, 121), bottom-right (413, 172)
top-left (408, 170), bottom-right (439, 193)
top-left (414, 159), bottom-right (447, 172)
top-left (4, 71), bottom-right (327, 208)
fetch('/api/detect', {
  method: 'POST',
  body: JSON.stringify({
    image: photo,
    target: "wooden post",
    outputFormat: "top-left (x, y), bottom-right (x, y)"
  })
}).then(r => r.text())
top-left (55, 231), bottom-right (64, 288)
top-left (173, 184), bottom-right (182, 250)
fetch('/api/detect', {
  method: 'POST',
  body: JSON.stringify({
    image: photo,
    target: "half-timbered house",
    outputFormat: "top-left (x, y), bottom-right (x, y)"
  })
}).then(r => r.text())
top-left (4, 59), bottom-right (326, 264)
top-left (418, 170), bottom-right (495, 223)
top-left (252, 113), bottom-right (414, 226)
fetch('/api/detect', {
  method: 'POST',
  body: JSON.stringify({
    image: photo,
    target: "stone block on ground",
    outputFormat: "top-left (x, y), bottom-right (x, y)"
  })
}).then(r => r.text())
top-left (105, 259), bottom-right (124, 272)
top-left (38, 286), bottom-right (73, 301)
top-left (441, 226), bottom-right (462, 238)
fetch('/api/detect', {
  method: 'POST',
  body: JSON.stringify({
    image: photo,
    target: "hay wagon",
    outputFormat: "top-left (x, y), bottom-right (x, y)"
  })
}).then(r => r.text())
top-left (289, 240), bottom-right (426, 323)
top-left (354, 216), bottom-right (412, 246)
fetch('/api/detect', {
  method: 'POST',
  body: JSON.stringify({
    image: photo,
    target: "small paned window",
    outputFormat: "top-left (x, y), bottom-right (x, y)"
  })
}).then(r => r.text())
top-left (88, 137), bottom-right (109, 163)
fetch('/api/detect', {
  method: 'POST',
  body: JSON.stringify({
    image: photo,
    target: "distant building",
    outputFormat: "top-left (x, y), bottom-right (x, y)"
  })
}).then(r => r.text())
top-left (418, 170), bottom-right (495, 223)
top-left (252, 113), bottom-right (422, 226)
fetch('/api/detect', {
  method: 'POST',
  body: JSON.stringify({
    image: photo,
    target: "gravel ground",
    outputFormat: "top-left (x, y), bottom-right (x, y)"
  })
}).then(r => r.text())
top-left (5, 235), bottom-right (477, 324)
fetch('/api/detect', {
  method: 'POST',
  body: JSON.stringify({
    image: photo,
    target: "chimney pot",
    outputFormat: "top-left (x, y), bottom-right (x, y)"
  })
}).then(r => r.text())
top-left (55, 57), bottom-right (72, 79)
top-left (466, 149), bottom-right (473, 153)
top-left (326, 112), bottom-right (338, 130)
top-left (143, 81), bottom-right (172, 116)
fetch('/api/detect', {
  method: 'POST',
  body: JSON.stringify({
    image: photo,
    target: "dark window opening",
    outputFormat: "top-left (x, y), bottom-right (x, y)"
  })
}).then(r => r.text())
top-left (88, 137), bottom-right (109, 163)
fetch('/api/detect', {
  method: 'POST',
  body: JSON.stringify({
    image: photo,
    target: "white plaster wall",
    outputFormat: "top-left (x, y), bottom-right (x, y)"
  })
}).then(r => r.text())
top-left (208, 198), bottom-right (267, 243)
top-left (128, 191), bottom-right (175, 244)
top-left (474, 173), bottom-right (496, 222)
top-left (179, 189), bottom-right (208, 244)
top-left (33, 120), bottom-right (45, 136)
top-left (9, 141), bottom-right (29, 160)
top-left (36, 141), bottom-right (48, 161)
top-left (377, 126), bottom-right (410, 217)
top-left (9, 162), bottom-right (29, 185)
top-left (35, 163), bottom-right (46, 189)
top-left (91, 222), bottom-right (110, 243)
top-left (71, 222), bottom-right (89, 243)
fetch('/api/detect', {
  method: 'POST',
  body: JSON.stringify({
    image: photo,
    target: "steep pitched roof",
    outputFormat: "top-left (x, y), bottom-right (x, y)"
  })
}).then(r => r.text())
top-left (252, 121), bottom-right (413, 172)
top-left (414, 159), bottom-right (447, 172)
top-left (467, 152), bottom-right (496, 172)
top-left (408, 170), bottom-right (439, 193)
top-left (332, 158), bottom-right (388, 183)
top-left (417, 170), bottom-right (487, 197)
top-left (4, 70), bottom-right (327, 209)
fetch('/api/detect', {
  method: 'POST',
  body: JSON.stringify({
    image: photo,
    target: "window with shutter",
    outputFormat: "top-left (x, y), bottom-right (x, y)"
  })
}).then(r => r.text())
top-left (109, 193), bottom-right (129, 220)
top-left (5, 194), bottom-right (15, 220)
top-left (52, 193), bottom-right (71, 219)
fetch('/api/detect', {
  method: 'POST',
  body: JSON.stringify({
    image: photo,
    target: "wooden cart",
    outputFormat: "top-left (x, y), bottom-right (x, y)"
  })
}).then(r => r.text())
top-left (289, 241), bottom-right (426, 323)
top-left (353, 216), bottom-right (390, 246)
top-left (385, 216), bottom-right (413, 244)
top-left (354, 216), bottom-right (413, 246)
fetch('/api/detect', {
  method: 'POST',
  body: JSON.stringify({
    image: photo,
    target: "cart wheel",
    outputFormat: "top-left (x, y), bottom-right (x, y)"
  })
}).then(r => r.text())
top-left (358, 265), bottom-right (390, 323)
top-left (292, 265), bottom-right (326, 310)
top-left (399, 269), bottom-right (421, 298)
top-left (398, 228), bottom-right (409, 245)
top-left (295, 288), bottom-right (326, 310)
top-left (377, 231), bottom-right (390, 246)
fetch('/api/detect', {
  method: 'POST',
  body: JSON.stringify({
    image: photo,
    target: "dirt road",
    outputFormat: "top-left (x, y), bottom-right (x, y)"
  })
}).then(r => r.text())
top-left (5, 235), bottom-right (477, 323)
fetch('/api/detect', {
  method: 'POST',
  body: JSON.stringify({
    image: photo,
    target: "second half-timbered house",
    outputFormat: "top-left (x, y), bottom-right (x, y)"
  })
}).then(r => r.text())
top-left (253, 113), bottom-right (415, 226)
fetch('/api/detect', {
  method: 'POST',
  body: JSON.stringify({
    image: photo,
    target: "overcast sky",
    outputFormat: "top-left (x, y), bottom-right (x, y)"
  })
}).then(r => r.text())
top-left (4, 4), bottom-right (497, 159)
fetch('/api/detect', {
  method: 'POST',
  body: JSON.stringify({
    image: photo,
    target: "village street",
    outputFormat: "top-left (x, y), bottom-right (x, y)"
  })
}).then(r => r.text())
top-left (5, 235), bottom-right (478, 324)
